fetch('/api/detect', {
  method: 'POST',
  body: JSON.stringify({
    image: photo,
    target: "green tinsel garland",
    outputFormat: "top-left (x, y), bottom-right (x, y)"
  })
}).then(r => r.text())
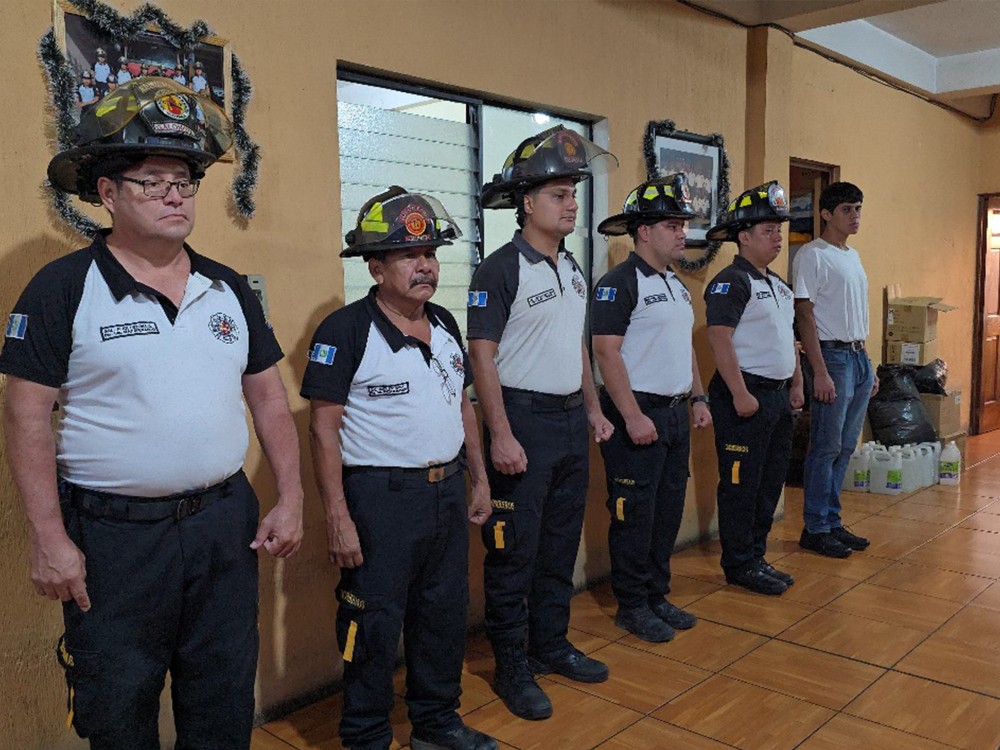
top-left (38, 0), bottom-right (259, 236)
top-left (643, 119), bottom-right (730, 273)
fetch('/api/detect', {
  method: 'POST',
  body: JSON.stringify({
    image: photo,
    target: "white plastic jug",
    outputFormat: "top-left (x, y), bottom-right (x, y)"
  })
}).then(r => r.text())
top-left (842, 449), bottom-right (870, 493)
top-left (918, 442), bottom-right (940, 487)
top-left (900, 448), bottom-right (922, 493)
top-left (939, 441), bottom-right (962, 485)
top-left (870, 449), bottom-right (903, 495)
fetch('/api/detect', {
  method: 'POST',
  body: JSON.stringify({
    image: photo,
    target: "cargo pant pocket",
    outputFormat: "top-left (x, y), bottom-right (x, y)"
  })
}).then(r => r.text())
top-left (56, 634), bottom-right (102, 738)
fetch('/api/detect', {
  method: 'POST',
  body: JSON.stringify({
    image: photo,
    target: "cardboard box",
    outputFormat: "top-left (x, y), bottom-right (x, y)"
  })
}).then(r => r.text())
top-left (920, 390), bottom-right (962, 438)
top-left (886, 340), bottom-right (939, 365)
top-left (885, 296), bottom-right (956, 342)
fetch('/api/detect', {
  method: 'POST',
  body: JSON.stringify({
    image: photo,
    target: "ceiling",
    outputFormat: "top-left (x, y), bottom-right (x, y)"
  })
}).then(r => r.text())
top-left (684, 0), bottom-right (1000, 119)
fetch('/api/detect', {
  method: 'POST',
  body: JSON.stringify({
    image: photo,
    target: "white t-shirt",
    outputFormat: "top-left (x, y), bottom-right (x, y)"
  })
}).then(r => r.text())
top-left (792, 237), bottom-right (869, 342)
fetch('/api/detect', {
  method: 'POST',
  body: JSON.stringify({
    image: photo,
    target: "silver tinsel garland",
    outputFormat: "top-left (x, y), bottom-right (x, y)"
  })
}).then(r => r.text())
top-left (38, 0), bottom-right (259, 236)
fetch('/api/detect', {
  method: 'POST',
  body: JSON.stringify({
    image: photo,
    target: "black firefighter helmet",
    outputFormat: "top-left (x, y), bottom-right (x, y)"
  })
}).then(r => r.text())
top-left (47, 77), bottom-right (234, 204)
top-left (342, 186), bottom-right (462, 259)
top-left (597, 173), bottom-right (698, 236)
top-left (706, 180), bottom-right (790, 242)
top-left (480, 125), bottom-right (618, 210)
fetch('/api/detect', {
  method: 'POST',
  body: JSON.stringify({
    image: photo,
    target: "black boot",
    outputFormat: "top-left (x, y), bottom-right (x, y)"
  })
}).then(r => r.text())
top-left (492, 642), bottom-right (553, 720)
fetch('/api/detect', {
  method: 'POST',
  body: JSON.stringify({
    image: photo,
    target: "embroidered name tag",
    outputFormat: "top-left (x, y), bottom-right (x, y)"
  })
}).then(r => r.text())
top-left (100, 321), bottom-right (160, 341)
top-left (643, 293), bottom-right (669, 305)
top-left (368, 382), bottom-right (410, 397)
top-left (755, 290), bottom-right (773, 300)
top-left (527, 288), bottom-right (557, 307)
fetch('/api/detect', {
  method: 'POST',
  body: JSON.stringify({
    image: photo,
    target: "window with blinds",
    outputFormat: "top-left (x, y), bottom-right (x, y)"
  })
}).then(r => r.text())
top-left (337, 75), bottom-right (597, 335)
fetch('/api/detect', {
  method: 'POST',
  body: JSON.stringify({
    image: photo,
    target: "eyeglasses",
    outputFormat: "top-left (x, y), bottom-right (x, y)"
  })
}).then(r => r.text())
top-left (430, 357), bottom-right (457, 405)
top-left (119, 176), bottom-right (200, 198)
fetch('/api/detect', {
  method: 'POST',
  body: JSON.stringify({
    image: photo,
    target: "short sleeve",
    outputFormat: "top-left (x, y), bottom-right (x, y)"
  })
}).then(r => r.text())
top-left (227, 273), bottom-right (284, 374)
top-left (300, 302), bottom-right (370, 404)
top-left (792, 245), bottom-right (822, 300)
top-left (591, 264), bottom-right (638, 337)
top-left (467, 246), bottom-right (519, 342)
top-left (704, 269), bottom-right (751, 328)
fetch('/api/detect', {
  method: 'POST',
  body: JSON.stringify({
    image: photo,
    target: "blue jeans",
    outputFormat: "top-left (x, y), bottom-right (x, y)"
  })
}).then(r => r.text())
top-left (803, 348), bottom-right (874, 533)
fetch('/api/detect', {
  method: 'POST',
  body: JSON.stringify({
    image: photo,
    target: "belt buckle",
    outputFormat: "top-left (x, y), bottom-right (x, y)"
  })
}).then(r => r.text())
top-left (427, 466), bottom-right (445, 483)
top-left (176, 494), bottom-right (202, 520)
top-left (851, 341), bottom-right (865, 352)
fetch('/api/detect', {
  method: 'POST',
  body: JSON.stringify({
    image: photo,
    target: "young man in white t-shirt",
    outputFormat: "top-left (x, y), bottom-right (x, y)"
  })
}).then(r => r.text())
top-left (793, 182), bottom-right (878, 558)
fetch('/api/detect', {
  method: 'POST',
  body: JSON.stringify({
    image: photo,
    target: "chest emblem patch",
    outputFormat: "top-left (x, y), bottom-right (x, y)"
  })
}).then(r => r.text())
top-left (209, 312), bottom-right (239, 344)
top-left (681, 289), bottom-right (691, 304)
top-left (450, 351), bottom-right (465, 378)
top-left (571, 274), bottom-right (586, 299)
top-left (777, 284), bottom-right (793, 301)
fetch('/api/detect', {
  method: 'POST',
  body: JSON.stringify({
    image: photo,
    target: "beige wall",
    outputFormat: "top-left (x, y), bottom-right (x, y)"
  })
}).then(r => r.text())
top-left (1, 1), bottom-right (997, 747)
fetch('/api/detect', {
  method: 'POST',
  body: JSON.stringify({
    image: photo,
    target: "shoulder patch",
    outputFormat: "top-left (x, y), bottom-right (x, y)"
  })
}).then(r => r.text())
top-left (710, 282), bottom-right (731, 295)
top-left (595, 287), bottom-right (617, 302)
top-left (5, 314), bottom-right (27, 340)
top-left (309, 343), bottom-right (337, 365)
top-left (468, 290), bottom-right (488, 307)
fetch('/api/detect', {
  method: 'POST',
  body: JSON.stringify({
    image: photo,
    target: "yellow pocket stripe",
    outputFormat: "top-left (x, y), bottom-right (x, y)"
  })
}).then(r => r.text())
top-left (493, 521), bottom-right (506, 550)
top-left (616, 497), bottom-right (625, 521)
top-left (732, 460), bottom-right (741, 485)
top-left (344, 621), bottom-right (358, 663)
top-left (66, 687), bottom-right (75, 729)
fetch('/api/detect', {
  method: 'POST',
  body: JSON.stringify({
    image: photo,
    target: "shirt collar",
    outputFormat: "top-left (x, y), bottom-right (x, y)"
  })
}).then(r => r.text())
top-left (512, 230), bottom-right (566, 265)
top-left (732, 253), bottom-right (770, 281)
top-left (363, 285), bottom-right (442, 356)
top-left (629, 252), bottom-right (674, 280)
top-left (89, 229), bottom-right (220, 302)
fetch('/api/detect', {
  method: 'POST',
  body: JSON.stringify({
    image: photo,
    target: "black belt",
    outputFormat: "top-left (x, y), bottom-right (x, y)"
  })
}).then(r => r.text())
top-left (742, 372), bottom-right (792, 390)
top-left (344, 457), bottom-right (463, 484)
top-left (820, 340), bottom-right (866, 352)
top-left (634, 390), bottom-right (690, 408)
top-left (502, 387), bottom-right (584, 411)
top-left (62, 473), bottom-right (238, 521)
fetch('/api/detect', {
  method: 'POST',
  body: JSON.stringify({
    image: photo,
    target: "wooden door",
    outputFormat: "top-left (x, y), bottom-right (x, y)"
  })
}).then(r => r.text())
top-left (973, 196), bottom-right (1000, 434)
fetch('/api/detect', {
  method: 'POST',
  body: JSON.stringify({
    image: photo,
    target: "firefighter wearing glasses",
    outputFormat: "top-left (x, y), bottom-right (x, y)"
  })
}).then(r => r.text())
top-left (468, 126), bottom-right (618, 720)
top-left (302, 187), bottom-right (497, 750)
top-left (704, 181), bottom-right (804, 596)
top-left (1, 78), bottom-right (304, 748)
top-left (592, 174), bottom-right (710, 643)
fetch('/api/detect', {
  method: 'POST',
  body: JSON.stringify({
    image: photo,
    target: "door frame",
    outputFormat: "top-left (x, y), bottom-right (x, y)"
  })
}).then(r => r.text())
top-left (970, 192), bottom-right (1000, 435)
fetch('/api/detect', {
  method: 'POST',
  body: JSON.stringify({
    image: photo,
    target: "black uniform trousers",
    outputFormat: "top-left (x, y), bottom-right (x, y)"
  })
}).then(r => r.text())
top-left (599, 389), bottom-right (690, 609)
top-left (57, 471), bottom-right (259, 750)
top-left (481, 388), bottom-right (589, 658)
top-left (336, 467), bottom-right (469, 750)
top-left (709, 372), bottom-right (794, 574)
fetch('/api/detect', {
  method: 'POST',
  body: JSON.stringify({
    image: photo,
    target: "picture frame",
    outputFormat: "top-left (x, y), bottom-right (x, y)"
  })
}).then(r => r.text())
top-left (643, 120), bottom-right (730, 272)
top-left (53, 0), bottom-right (233, 158)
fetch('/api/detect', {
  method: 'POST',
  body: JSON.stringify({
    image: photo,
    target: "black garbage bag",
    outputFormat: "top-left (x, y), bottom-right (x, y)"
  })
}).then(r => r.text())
top-left (867, 365), bottom-right (937, 445)
top-left (914, 358), bottom-right (948, 395)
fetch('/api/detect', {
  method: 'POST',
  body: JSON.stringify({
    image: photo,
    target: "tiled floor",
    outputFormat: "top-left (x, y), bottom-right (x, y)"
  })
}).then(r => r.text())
top-left (253, 432), bottom-right (1000, 749)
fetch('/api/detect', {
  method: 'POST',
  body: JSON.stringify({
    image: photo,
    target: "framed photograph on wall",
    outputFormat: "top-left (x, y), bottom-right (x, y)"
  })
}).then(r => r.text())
top-left (53, 0), bottom-right (232, 151)
top-left (646, 127), bottom-right (720, 245)
top-left (643, 120), bottom-right (730, 271)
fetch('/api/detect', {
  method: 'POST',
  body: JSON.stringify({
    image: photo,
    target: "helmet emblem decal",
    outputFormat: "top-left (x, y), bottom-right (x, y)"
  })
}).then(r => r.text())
top-left (208, 312), bottom-right (239, 344)
top-left (556, 131), bottom-right (585, 166)
top-left (404, 209), bottom-right (428, 237)
top-left (156, 94), bottom-right (191, 121)
top-left (767, 182), bottom-right (787, 211)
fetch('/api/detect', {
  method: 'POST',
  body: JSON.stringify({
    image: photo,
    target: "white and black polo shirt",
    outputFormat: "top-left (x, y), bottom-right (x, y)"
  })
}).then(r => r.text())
top-left (0, 231), bottom-right (283, 496)
top-left (300, 287), bottom-right (472, 468)
top-left (704, 254), bottom-right (796, 380)
top-left (591, 252), bottom-right (694, 396)
top-left (467, 232), bottom-right (587, 396)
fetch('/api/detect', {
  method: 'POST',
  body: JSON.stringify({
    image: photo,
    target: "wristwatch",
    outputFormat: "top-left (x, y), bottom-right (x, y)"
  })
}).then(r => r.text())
top-left (690, 395), bottom-right (710, 405)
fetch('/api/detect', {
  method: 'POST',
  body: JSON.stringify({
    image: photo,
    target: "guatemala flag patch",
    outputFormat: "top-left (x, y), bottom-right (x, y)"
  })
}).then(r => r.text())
top-left (5, 313), bottom-right (27, 339)
top-left (710, 282), bottom-right (731, 294)
top-left (595, 287), bottom-right (617, 302)
top-left (468, 290), bottom-right (488, 307)
top-left (309, 343), bottom-right (337, 365)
